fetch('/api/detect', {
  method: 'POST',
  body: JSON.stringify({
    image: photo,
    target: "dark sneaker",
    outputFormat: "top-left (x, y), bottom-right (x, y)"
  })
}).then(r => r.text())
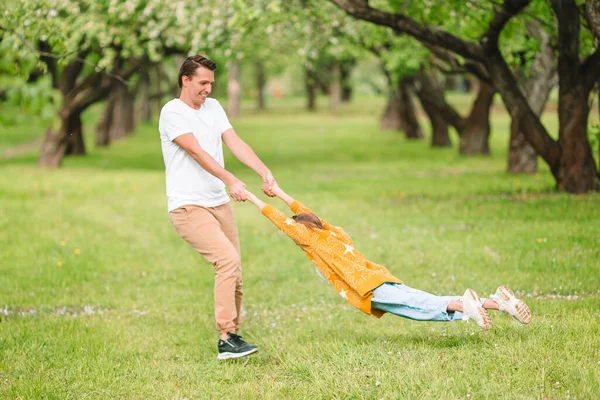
top-left (217, 332), bottom-right (258, 360)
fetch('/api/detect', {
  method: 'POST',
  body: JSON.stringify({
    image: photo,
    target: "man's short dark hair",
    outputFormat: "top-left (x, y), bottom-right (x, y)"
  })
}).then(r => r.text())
top-left (178, 55), bottom-right (217, 88)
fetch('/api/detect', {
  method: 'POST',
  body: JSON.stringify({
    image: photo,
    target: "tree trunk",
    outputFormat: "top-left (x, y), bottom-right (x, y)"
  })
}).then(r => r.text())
top-left (380, 69), bottom-right (402, 130)
top-left (398, 77), bottom-right (424, 139)
top-left (138, 67), bottom-right (152, 123)
top-left (551, 0), bottom-right (598, 191)
top-left (39, 108), bottom-right (84, 166)
top-left (305, 67), bottom-right (317, 111)
top-left (64, 114), bottom-right (85, 156)
top-left (38, 58), bottom-right (140, 167)
top-left (96, 80), bottom-right (136, 145)
top-left (341, 61), bottom-right (353, 102)
top-left (507, 22), bottom-right (556, 174)
top-left (587, 0), bottom-right (600, 46)
top-left (96, 93), bottom-right (112, 147)
top-left (380, 89), bottom-right (402, 130)
top-left (508, 116), bottom-right (538, 173)
top-left (329, 61), bottom-right (342, 114)
top-left (155, 63), bottom-right (166, 117)
top-left (329, 0), bottom-right (600, 192)
top-left (459, 81), bottom-right (495, 155)
top-left (227, 60), bottom-right (241, 118)
top-left (556, 84), bottom-right (598, 191)
top-left (110, 81), bottom-right (135, 140)
top-left (255, 60), bottom-right (266, 110)
top-left (415, 69), bottom-right (451, 147)
top-left (427, 106), bottom-right (450, 147)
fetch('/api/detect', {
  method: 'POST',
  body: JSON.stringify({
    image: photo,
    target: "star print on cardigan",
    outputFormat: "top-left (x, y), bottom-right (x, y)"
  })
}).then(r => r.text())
top-left (343, 243), bottom-right (355, 255)
top-left (261, 200), bottom-right (402, 317)
top-left (348, 267), bottom-right (365, 282)
top-left (317, 230), bottom-right (331, 243)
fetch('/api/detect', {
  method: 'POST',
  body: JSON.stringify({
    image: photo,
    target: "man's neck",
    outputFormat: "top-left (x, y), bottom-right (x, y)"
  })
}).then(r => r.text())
top-left (178, 94), bottom-right (201, 110)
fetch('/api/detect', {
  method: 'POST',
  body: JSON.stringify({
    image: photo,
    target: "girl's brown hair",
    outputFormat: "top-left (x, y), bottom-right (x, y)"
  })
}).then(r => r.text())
top-left (292, 212), bottom-right (324, 230)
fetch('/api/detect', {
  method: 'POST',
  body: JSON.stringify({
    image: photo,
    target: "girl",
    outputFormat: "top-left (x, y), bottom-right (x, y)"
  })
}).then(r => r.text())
top-left (245, 186), bottom-right (531, 330)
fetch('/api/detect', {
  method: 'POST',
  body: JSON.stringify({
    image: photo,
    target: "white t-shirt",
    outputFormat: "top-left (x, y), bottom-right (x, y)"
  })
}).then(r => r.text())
top-left (159, 98), bottom-right (233, 212)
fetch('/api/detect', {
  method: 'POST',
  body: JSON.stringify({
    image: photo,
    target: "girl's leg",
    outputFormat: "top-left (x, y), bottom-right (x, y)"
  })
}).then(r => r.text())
top-left (482, 299), bottom-right (499, 310)
top-left (371, 283), bottom-right (465, 322)
top-left (447, 298), bottom-right (497, 311)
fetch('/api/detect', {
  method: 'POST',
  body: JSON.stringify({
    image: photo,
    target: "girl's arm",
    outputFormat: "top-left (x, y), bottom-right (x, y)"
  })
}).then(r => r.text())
top-left (245, 190), bottom-right (267, 211)
top-left (272, 185), bottom-right (354, 246)
top-left (245, 189), bottom-right (313, 245)
top-left (271, 184), bottom-right (296, 208)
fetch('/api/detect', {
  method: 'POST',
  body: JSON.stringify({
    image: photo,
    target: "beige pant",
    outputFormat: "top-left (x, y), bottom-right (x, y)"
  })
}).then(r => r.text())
top-left (169, 202), bottom-right (243, 335)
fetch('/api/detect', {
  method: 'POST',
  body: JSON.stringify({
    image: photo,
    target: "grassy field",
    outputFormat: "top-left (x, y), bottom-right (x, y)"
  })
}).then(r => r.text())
top-left (1, 95), bottom-right (599, 399)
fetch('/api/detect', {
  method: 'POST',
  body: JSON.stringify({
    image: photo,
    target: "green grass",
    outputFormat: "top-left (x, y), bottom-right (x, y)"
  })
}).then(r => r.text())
top-left (1, 95), bottom-right (599, 399)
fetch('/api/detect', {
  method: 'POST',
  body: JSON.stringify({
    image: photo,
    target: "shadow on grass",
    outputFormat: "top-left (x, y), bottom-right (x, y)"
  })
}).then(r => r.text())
top-left (348, 330), bottom-right (487, 349)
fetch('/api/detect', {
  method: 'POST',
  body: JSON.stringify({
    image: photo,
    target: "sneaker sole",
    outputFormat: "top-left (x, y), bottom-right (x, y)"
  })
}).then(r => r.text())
top-left (496, 286), bottom-right (531, 324)
top-left (463, 288), bottom-right (492, 330)
top-left (217, 347), bottom-right (258, 360)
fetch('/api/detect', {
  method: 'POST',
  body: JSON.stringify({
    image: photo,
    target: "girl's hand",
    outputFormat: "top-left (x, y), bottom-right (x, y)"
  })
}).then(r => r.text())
top-left (271, 183), bottom-right (284, 197)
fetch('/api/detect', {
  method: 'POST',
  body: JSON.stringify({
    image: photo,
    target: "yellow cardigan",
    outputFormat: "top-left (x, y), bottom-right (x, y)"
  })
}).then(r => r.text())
top-left (261, 200), bottom-right (402, 317)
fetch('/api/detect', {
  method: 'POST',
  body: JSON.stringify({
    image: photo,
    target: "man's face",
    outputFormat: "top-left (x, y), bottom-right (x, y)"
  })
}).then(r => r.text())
top-left (182, 67), bottom-right (214, 106)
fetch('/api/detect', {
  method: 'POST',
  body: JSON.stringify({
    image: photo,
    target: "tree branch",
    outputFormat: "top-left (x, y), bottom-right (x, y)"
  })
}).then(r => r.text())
top-left (0, 25), bottom-right (131, 85)
top-left (424, 43), bottom-right (490, 83)
top-left (581, 48), bottom-right (600, 90)
top-left (550, 0), bottom-right (581, 90)
top-left (328, 0), bottom-right (485, 61)
top-left (586, 0), bottom-right (600, 47)
top-left (481, 0), bottom-right (531, 48)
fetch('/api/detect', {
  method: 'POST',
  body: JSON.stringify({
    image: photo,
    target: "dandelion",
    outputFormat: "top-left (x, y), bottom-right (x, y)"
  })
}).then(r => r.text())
top-left (537, 238), bottom-right (543, 243)
top-left (57, 261), bottom-right (63, 267)
top-left (74, 249), bottom-right (81, 255)
top-left (60, 241), bottom-right (66, 246)
top-left (399, 192), bottom-right (407, 199)
top-left (375, 381), bottom-right (381, 387)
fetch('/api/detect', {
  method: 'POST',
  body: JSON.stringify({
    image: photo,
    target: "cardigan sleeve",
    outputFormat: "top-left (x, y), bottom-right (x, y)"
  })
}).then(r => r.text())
top-left (261, 205), bottom-right (313, 245)
top-left (290, 200), bottom-right (354, 246)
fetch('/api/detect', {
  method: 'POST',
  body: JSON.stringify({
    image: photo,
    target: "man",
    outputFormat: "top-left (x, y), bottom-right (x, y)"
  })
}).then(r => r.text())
top-left (158, 55), bottom-right (275, 360)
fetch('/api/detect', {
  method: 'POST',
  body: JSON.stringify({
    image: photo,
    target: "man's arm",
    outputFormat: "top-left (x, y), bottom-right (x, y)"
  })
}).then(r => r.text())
top-left (173, 133), bottom-right (246, 201)
top-left (222, 128), bottom-right (276, 196)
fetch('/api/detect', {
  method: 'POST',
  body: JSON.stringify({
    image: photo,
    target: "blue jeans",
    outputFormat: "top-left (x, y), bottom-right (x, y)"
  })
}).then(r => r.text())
top-left (371, 283), bottom-right (487, 322)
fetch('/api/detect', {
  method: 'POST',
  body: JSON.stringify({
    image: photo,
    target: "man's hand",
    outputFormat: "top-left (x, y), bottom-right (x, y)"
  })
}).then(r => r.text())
top-left (228, 180), bottom-right (247, 202)
top-left (262, 171), bottom-right (277, 197)
top-left (270, 182), bottom-right (284, 198)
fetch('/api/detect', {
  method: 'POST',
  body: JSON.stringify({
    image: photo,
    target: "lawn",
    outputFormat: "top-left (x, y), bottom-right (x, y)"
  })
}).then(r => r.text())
top-left (0, 95), bottom-right (599, 399)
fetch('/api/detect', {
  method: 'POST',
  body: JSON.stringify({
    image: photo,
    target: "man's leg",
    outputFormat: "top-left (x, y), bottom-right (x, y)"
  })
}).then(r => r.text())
top-left (212, 202), bottom-right (244, 332)
top-left (169, 205), bottom-right (241, 337)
